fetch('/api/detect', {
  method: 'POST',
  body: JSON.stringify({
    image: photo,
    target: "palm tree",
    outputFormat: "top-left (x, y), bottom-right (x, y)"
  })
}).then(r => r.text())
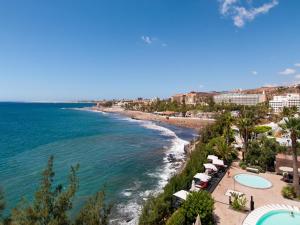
top-left (237, 112), bottom-right (255, 161)
top-left (210, 136), bottom-right (233, 163)
top-left (222, 112), bottom-right (235, 145)
top-left (281, 117), bottom-right (300, 196)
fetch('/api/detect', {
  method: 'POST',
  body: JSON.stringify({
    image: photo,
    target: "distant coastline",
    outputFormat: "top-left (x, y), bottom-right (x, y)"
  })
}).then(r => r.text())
top-left (83, 106), bottom-right (214, 131)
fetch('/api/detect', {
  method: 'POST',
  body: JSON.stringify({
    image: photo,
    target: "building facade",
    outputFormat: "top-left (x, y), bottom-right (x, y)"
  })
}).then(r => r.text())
top-left (171, 94), bottom-right (186, 104)
top-left (171, 92), bottom-right (212, 105)
top-left (213, 93), bottom-right (266, 106)
top-left (269, 93), bottom-right (300, 113)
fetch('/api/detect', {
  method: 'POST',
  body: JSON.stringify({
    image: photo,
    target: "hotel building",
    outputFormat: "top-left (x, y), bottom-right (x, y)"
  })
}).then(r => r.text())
top-left (213, 93), bottom-right (266, 106)
top-left (269, 93), bottom-right (300, 113)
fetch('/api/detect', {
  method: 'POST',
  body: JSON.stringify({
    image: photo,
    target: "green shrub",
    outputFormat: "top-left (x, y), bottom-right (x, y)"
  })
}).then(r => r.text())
top-left (182, 191), bottom-right (214, 225)
top-left (166, 208), bottom-right (185, 225)
top-left (253, 126), bottom-right (272, 134)
top-left (240, 164), bottom-right (247, 170)
top-left (231, 193), bottom-right (247, 211)
top-left (281, 185), bottom-right (296, 199)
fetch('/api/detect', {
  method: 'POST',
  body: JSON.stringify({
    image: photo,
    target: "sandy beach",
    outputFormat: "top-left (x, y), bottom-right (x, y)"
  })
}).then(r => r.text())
top-left (87, 106), bottom-right (214, 131)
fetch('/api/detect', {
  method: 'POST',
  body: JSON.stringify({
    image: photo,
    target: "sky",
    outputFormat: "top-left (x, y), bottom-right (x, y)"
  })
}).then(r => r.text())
top-left (0, 0), bottom-right (300, 101)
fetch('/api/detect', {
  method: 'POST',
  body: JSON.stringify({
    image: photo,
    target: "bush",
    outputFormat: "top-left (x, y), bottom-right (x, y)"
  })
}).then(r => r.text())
top-left (182, 191), bottom-right (214, 225)
top-left (239, 161), bottom-right (247, 170)
top-left (166, 208), bottom-right (185, 225)
top-left (231, 193), bottom-right (247, 211)
top-left (282, 185), bottom-right (296, 199)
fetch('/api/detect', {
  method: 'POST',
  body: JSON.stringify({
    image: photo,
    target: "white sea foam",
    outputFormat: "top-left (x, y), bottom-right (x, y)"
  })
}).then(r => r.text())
top-left (114, 118), bottom-right (190, 225)
top-left (69, 107), bottom-right (108, 115)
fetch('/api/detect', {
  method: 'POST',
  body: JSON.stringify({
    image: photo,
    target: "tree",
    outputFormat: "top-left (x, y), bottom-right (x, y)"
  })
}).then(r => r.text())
top-left (245, 137), bottom-right (284, 171)
top-left (0, 188), bottom-right (5, 220)
top-left (280, 117), bottom-right (300, 196)
top-left (220, 112), bottom-right (235, 145)
top-left (75, 191), bottom-right (112, 225)
top-left (10, 156), bottom-right (112, 225)
top-left (182, 191), bottom-right (214, 225)
top-left (166, 208), bottom-right (185, 225)
top-left (11, 156), bottom-right (79, 225)
top-left (209, 137), bottom-right (234, 163)
top-left (281, 106), bottom-right (298, 118)
top-left (236, 111), bottom-right (255, 161)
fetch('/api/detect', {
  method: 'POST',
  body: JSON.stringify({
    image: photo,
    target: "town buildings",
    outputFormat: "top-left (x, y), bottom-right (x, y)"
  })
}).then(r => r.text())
top-left (213, 93), bottom-right (266, 106)
top-left (171, 92), bottom-right (213, 105)
top-left (269, 93), bottom-right (300, 113)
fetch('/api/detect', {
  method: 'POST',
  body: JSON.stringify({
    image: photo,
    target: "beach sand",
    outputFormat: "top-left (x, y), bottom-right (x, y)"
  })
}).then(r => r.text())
top-left (88, 106), bottom-right (214, 131)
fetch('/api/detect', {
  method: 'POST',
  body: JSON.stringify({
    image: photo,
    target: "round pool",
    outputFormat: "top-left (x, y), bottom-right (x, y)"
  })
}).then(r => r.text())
top-left (234, 173), bottom-right (272, 189)
top-left (257, 210), bottom-right (300, 225)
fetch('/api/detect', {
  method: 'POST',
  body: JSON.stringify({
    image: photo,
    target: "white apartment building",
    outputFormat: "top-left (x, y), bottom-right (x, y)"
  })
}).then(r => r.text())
top-left (213, 93), bottom-right (266, 106)
top-left (269, 93), bottom-right (300, 113)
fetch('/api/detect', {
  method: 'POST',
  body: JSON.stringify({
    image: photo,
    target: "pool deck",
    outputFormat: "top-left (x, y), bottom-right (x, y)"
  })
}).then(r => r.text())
top-left (212, 161), bottom-right (300, 225)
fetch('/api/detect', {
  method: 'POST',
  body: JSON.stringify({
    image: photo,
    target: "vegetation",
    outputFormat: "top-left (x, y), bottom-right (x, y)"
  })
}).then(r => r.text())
top-left (281, 185), bottom-right (296, 199)
top-left (281, 106), bottom-right (298, 118)
top-left (138, 142), bottom-right (210, 225)
top-left (236, 110), bottom-right (255, 160)
top-left (280, 117), bottom-right (300, 196)
top-left (208, 136), bottom-right (236, 163)
top-left (139, 112), bottom-right (236, 225)
top-left (166, 191), bottom-right (214, 225)
top-left (231, 193), bottom-right (247, 211)
top-left (182, 191), bottom-right (214, 225)
top-left (165, 208), bottom-right (185, 225)
top-left (253, 126), bottom-right (272, 135)
top-left (0, 188), bottom-right (5, 220)
top-left (0, 156), bottom-right (112, 225)
top-left (245, 137), bottom-right (285, 171)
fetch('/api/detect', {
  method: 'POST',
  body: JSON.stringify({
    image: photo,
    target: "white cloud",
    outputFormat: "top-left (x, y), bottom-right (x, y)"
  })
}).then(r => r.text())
top-left (295, 74), bottom-right (300, 80)
top-left (141, 36), bottom-right (154, 44)
top-left (251, 70), bottom-right (258, 75)
top-left (219, 0), bottom-right (279, 28)
top-left (295, 63), bottom-right (300, 67)
top-left (279, 68), bottom-right (296, 75)
top-left (220, 0), bottom-right (237, 14)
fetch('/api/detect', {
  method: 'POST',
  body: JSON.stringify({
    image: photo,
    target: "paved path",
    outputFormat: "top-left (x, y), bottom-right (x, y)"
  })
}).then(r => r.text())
top-left (212, 162), bottom-right (300, 225)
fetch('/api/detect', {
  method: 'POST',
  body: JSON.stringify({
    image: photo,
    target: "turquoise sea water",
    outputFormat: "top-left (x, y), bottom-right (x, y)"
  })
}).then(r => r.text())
top-left (0, 103), bottom-right (196, 224)
top-left (234, 174), bottom-right (272, 189)
top-left (256, 210), bottom-right (300, 225)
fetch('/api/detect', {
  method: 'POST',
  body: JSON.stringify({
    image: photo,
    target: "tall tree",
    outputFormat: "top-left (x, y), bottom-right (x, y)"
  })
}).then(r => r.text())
top-left (220, 112), bottom-right (235, 145)
top-left (281, 117), bottom-right (300, 196)
top-left (236, 111), bottom-right (255, 161)
top-left (0, 188), bottom-right (5, 221)
top-left (11, 156), bottom-right (79, 225)
top-left (209, 137), bottom-right (234, 163)
top-left (75, 191), bottom-right (112, 225)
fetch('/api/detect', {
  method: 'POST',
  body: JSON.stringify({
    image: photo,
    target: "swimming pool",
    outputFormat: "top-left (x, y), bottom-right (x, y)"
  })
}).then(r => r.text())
top-left (256, 210), bottom-right (300, 225)
top-left (234, 173), bottom-right (272, 189)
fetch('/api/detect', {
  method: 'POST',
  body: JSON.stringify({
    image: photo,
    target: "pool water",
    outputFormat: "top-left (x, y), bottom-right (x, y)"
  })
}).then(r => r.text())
top-left (257, 210), bottom-right (300, 225)
top-left (234, 174), bottom-right (272, 189)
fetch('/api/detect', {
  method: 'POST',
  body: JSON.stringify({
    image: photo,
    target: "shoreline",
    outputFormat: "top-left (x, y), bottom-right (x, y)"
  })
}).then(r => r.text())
top-left (85, 106), bottom-right (214, 132)
top-left (77, 106), bottom-right (200, 224)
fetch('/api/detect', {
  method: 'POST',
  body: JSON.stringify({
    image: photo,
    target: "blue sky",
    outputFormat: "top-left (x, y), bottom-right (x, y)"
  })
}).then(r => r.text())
top-left (0, 0), bottom-right (300, 101)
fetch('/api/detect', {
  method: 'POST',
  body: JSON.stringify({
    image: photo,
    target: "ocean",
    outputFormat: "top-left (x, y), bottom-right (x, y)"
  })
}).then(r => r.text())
top-left (0, 103), bottom-right (197, 224)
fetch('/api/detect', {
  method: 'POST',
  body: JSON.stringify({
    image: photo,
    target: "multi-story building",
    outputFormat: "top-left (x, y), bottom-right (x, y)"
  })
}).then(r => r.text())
top-left (213, 93), bottom-right (266, 106)
top-left (171, 92), bottom-right (213, 105)
top-left (269, 93), bottom-right (300, 113)
top-left (171, 94), bottom-right (186, 104)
